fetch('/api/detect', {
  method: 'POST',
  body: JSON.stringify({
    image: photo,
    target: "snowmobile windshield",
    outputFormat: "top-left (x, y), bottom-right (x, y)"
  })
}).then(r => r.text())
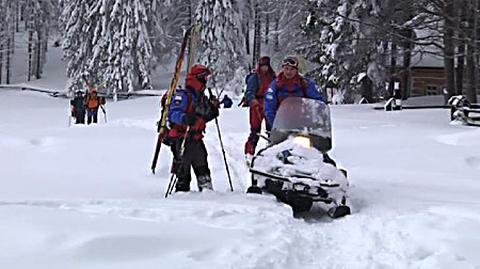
top-left (270, 97), bottom-right (332, 152)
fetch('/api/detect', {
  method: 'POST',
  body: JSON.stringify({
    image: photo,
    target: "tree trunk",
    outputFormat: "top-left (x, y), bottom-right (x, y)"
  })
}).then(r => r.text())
top-left (44, 26), bottom-right (49, 53)
top-left (27, 0), bottom-right (34, 81)
top-left (20, 1), bottom-right (25, 23)
top-left (402, 28), bottom-right (413, 99)
top-left (24, 8), bottom-right (28, 30)
top-left (456, 40), bottom-right (465, 95)
top-left (15, 1), bottom-right (19, 32)
top-left (245, 20), bottom-right (250, 56)
top-left (388, 41), bottom-right (397, 98)
top-left (274, 17), bottom-right (280, 52)
top-left (42, 28), bottom-right (48, 77)
top-left (252, 1), bottom-right (261, 68)
top-left (186, 0), bottom-right (194, 73)
top-left (6, 36), bottom-right (11, 84)
top-left (443, 0), bottom-right (456, 100)
top-left (456, 0), bottom-right (467, 95)
top-left (9, 1), bottom-right (15, 54)
top-left (0, 38), bottom-right (3, 84)
top-left (36, 30), bottom-right (42, 79)
top-left (28, 29), bottom-right (33, 81)
top-left (465, 0), bottom-right (477, 103)
top-left (265, 13), bottom-right (269, 45)
top-left (402, 50), bottom-right (411, 100)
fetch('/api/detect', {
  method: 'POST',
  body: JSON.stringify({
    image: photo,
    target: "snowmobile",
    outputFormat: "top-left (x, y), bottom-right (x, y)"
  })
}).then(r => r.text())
top-left (449, 95), bottom-right (480, 127)
top-left (247, 97), bottom-right (351, 218)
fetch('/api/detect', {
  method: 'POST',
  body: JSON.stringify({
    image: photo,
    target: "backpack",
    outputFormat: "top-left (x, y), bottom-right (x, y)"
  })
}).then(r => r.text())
top-left (245, 71), bottom-right (256, 85)
top-left (159, 89), bottom-right (193, 138)
top-left (241, 71), bottom-right (257, 105)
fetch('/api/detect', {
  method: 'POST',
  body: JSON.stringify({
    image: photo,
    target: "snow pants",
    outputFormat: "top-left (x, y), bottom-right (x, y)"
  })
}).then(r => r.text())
top-left (244, 99), bottom-right (266, 155)
top-left (170, 137), bottom-right (212, 192)
top-left (87, 108), bottom-right (98, 124)
top-left (74, 109), bottom-right (85, 124)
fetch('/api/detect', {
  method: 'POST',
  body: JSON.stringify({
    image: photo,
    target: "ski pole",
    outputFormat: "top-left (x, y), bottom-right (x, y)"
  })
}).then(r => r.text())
top-left (164, 173), bottom-right (176, 198)
top-left (165, 126), bottom-right (190, 198)
top-left (168, 175), bottom-right (178, 196)
top-left (207, 88), bottom-right (234, 192)
top-left (100, 105), bottom-right (107, 123)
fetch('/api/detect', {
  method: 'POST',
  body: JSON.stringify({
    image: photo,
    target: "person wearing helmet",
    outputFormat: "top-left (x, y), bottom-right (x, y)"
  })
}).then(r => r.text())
top-left (243, 56), bottom-right (276, 165)
top-left (166, 64), bottom-right (219, 192)
top-left (85, 87), bottom-right (106, 124)
top-left (264, 56), bottom-right (325, 129)
top-left (70, 90), bottom-right (86, 124)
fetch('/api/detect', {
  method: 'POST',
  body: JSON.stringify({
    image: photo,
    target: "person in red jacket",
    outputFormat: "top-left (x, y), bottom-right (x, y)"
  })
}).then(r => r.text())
top-left (244, 56), bottom-right (276, 164)
top-left (166, 64), bottom-right (219, 192)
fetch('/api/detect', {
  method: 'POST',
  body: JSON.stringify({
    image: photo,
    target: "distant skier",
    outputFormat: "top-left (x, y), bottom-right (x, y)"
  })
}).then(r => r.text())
top-left (244, 56), bottom-right (276, 164)
top-left (85, 87), bottom-right (106, 124)
top-left (70, 90), bottom-right (86, 124)
top-left (220, 94), bottom-right (233, 108)
top-left (264, 56), bottom-right (325, 129)
top-left (166, 64), bottom-right (219, 192)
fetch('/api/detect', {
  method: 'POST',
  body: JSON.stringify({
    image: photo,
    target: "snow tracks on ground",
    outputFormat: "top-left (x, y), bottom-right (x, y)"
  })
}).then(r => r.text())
top-left (3, 194), bottom-right (478, 269)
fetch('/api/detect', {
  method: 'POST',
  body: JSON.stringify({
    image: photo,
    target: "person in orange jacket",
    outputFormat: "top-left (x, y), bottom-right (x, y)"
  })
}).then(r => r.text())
top-left (85, 87), bottom-right (106, 124)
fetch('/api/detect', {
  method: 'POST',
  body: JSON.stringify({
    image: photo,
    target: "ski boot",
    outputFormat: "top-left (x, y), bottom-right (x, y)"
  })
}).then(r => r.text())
top-left (197, 175), bottom-right (214, 192)
top-left (245, 154), bottom-right (254, 167)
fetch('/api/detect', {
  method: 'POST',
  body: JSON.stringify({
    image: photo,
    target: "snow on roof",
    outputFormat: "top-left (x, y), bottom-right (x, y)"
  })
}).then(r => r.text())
top-left (411, 52), bottom-right (444, 68)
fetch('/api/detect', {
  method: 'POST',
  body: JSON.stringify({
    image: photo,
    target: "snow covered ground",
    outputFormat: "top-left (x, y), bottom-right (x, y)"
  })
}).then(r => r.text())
top-left (1, 88), bottom-right (480, 269)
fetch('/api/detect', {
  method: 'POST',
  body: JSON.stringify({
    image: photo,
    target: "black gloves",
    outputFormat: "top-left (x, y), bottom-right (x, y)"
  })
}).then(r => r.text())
top-left (185, 112), bottom-right (197, 126)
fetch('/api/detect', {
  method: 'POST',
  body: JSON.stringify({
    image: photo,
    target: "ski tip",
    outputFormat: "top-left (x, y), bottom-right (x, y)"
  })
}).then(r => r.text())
top-left (151, 168), bottom-right (156, 174)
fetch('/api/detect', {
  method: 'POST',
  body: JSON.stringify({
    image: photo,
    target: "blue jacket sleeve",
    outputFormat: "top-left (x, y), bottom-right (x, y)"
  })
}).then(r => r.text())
top-left (245, 74), bottom-right (258, 103)
top-left (264, 80), bottom-right (277, 128)
top-left (305, 79), bottom-right (325, 102)
top-left (168, 91), bottom-right (189, 125)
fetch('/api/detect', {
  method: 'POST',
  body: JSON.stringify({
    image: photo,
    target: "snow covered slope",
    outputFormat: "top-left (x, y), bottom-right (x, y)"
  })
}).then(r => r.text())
top-left (1, 90), bottom-right (480, 269)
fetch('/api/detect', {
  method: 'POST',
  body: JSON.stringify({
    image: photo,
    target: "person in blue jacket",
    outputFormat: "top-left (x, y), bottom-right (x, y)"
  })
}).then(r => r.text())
top-left (243, 56), bottom-right (276, 163)
top-left (220, 94), bottom-right (233, 108)
top-left (166, 64), bottom-right (219, 192)
top-left (264, 56), bottom-right (325, 129)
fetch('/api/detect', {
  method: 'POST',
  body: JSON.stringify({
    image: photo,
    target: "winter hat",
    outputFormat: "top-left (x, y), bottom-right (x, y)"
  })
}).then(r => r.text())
top-left (282, 56), bottom-right (299, 69)
top-left (258, 56), bottom-right (271, 66)
top-left (186, 64), bottom-right (211, 92)
top-left (189, 64), bottom-right (211, 80)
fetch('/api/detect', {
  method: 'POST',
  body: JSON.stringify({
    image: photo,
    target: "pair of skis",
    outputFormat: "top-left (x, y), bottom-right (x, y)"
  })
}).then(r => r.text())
top-left (150, 25), bottom-right (197, 174)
